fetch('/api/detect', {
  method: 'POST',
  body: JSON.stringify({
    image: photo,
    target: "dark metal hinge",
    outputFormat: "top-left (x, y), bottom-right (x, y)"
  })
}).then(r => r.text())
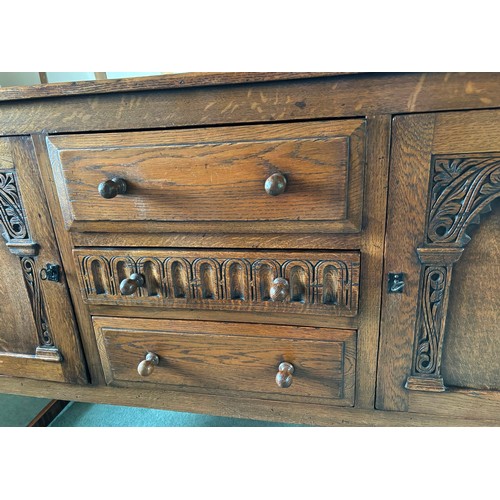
top-left (40, 263), bottom-right (61, 283)
top-left (388, 273), bottom-right (405, 293)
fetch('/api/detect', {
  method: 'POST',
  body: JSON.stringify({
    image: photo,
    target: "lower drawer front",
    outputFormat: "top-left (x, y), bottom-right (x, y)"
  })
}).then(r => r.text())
top-left (93, 317), bottom-right (357, 406)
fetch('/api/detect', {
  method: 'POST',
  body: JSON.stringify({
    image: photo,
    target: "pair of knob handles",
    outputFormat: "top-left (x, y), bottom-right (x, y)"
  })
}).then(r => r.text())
top-left (138, 352), bottom-right (295, 389)
top-left (98, 172), bottom-right (287, 199)
top-left (120, 274), bottom-right (290, 302)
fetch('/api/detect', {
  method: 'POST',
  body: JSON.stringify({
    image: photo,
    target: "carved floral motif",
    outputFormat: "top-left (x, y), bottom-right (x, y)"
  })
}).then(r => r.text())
top-left (428, 157), bottom-right (500, 245)
top-left (0, 171), bottom-right (28, 241)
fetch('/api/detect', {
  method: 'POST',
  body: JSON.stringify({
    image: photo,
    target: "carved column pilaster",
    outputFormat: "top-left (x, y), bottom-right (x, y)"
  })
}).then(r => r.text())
top-left (406, 156), bottom-right (500, 392)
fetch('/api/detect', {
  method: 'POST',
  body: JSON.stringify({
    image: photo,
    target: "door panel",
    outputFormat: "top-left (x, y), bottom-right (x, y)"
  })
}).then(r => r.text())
top-left (440, 200), bottom-right (500, 390)
top-left (0, 137), bottom-right (87, 384)
top-left (377, 110), bottom-right (500, 418)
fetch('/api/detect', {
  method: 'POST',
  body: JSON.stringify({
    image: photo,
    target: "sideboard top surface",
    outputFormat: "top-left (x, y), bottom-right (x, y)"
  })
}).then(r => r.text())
top-left (0, 72), bottom-right (354, 102)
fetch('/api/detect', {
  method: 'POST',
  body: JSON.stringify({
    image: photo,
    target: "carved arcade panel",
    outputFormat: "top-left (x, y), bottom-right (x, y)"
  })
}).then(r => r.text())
top-left (74, 249), bottom-right (360, 318)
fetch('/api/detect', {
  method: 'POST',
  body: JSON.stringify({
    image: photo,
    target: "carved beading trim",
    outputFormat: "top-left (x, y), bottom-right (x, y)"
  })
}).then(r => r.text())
top-left (77, 253), bottom-right (360, 316)
top-left (407, 154), bottom-right (500, 392)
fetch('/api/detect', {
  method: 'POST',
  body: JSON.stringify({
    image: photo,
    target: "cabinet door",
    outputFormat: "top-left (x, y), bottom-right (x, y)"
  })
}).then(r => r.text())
top-left (0, 137), bottom-right (87, 384)
top-left (377, 110), bottom-right (500, 420)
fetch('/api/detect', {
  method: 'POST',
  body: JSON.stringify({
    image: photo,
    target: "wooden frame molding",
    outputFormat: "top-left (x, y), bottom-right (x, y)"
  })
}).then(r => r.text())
top-left (406, 155), bottom-right (500, 392)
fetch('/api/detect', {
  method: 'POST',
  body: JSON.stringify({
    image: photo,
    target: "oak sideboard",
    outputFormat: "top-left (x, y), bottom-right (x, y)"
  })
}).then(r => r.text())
top-left (0, 72), bottom-right (499, 426)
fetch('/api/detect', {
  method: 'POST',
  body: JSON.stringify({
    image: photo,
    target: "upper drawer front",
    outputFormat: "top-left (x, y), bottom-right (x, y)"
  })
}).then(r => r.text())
top-left (93, 317), bottom-right (356, 406)
top-left (47, 120), bottom-right (365, 233)
top-left (74, 248), bottom-right (360, 318)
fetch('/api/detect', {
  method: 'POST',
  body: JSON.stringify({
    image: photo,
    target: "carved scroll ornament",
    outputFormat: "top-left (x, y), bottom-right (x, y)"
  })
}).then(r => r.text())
top-left (407, 156), bottom-right (500, 392)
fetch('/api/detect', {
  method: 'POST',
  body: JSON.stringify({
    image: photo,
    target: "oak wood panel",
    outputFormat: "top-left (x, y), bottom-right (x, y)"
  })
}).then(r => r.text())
top-left (47, 120), bottom-right (365, 234)
top-left (0, 375), bottom-right (498, 426)
top-left (441, 201), bottom-right (500, 390)
top-left (71, 232), bottom-right (362, 250)
top-left (73, 248), bottom-right (360, 318)
top-left (93, 317), bottom-right (356, 407)
top-left (355, 115), bottom-right (391, 409)
top-left (0, 73), bottom-right (347, 101)
top-left (378, 109), bottom-right (500, 413)
top-left (408, 389), bottom-right (500, 422)
top-left (433, 109), bottom-right (500, 154)
top-left (10, 137), bottom-right (88, 384)
top-left (0, 138), bottom-right (14, 168)
top-left (87, 304), bottom-right (359, 330)
top-left (0, 352), bottom-right (65, 381)
top-left (32, 134), bottom-right (106, 385)
top-left (376, 114), bottom-right (436, 412)
top-left (2, 74), bottom-right (500, 136)
top-left (0, 242), bottom-right (38, 354)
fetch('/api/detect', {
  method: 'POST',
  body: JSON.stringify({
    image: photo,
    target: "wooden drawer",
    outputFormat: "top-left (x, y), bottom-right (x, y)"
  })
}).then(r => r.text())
top-left (74, 248), bottom-right (360, 318)
top-left (93, 317), bottom-right (357, 406)
top-left (47, 119), bottom-right (365, 233)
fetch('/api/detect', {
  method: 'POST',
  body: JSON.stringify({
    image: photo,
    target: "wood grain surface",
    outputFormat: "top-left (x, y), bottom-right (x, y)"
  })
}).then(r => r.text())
top-left (377, 108), bottom-right (500, 415)
top-left (376, 114), bottom-right (436, 412)
top-left (1, 74), bottom-right (500, 137)
top-left (0, 375), bottom-right (499, 426)
top-left (93, 317), bottom-right (356, 407)
top-left (441, 202), bottom-right (500, 390)
top-left (9, 137), bottom-right (88, 384)
top-left (47, 120), bottom-right (365, 234)
top-left (0, 72), bottom-right (348, 101)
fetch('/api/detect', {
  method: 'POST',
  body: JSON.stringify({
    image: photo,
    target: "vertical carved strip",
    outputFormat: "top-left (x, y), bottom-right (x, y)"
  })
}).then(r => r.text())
top-left (111, 256), bottom-right (136, 296)
top-left (192, 258), bottom-right (220, 300)
top-left (21, 257), bottom-right (53, 347)
top-left (252, 259), bottom-right (279, 301)
top-left (82, 255), bottom-right (113, 296)
top-left (282, 260), bottom-right (313, 304)
top-left (406, 264), bottom-right (452, 392)
top-left (165, 258), bottom-right (192, 299)
top-left (137, 257), bottom-right (164, 297)
top-left (222, 259), bottom-right (250, 301)
top-left (315, 261), bottom-right (350, 307)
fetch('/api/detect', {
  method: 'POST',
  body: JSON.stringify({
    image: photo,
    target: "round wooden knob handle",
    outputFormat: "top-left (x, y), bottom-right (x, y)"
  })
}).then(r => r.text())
top-left (264, 172), bottom-right (287, 196)
top-left (137, 352), bottom-right (159, 377)
top-left (98, 177), bottom-right (127, 199)
top-left (276, 362), bottom-right (294, 388)
top-left (270, 277), bottom-right (290, 302)
top-left (119, 273), bottom-right (145, 295)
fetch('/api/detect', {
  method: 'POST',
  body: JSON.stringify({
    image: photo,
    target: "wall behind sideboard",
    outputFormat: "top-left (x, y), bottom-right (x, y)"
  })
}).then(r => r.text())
top-left (0, 72), bottom-right (167, 87)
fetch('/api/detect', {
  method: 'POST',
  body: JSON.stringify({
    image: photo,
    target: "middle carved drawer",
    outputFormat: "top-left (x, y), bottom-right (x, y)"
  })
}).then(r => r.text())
top-left (74, 249), bottom-right (360, 318)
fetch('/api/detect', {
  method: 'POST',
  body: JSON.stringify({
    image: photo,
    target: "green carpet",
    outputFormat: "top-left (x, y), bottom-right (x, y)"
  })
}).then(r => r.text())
top-left (0, 393), bottom-right (299, 426)
top-left (0, 394), bottom-right (51, 426)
